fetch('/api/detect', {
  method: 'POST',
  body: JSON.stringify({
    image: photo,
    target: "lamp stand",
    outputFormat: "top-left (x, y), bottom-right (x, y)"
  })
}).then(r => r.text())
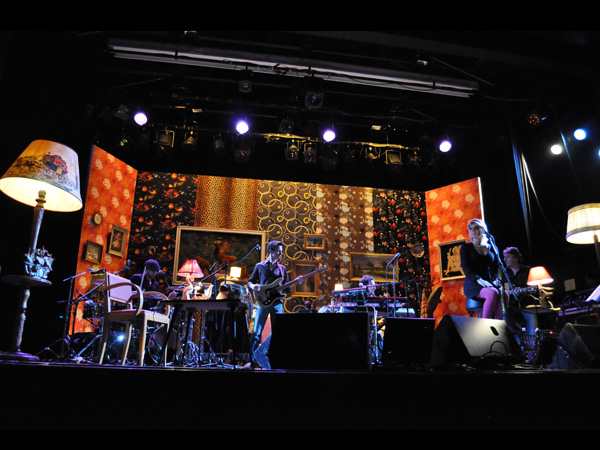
top-left (0, 190), bottom-right (52, 362)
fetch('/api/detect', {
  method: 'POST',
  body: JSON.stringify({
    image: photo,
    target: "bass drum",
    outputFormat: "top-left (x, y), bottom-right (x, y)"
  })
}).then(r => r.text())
top-left (148, 324), bottom-right (182, 365)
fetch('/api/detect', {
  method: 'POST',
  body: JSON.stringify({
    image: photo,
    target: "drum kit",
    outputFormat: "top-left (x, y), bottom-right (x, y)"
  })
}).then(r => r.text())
top-left (59, 275), bottom-right (254, 367)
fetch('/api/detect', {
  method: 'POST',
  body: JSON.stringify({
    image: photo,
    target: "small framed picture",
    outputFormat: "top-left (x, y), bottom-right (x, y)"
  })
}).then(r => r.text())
top-left (108, 225), bottom-right (128, 257)
top-left (304, 234), bottom-right (326, 250)
top-left (292, 260), bottom-right (321, 297)
top-left (438, 239), bottom-right (466, 281)
top-left (84, 240), bottom-right (103, 264)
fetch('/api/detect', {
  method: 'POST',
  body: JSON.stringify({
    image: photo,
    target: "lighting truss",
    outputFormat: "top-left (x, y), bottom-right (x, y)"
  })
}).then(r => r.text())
top-left (109, 39), bottom-right (479, 99)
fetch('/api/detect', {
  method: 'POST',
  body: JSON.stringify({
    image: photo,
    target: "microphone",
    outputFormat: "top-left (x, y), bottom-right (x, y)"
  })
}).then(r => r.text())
top-left (125, 259), bottom-right (131, 268)
top-left (386, 253), bottom-right (401, 266)
top-left (90, 269), bottom-right (106, 274)
top-left (158, 270), bottom-right (172, 279)
top-left (253, 244), bottom-right (261, 251)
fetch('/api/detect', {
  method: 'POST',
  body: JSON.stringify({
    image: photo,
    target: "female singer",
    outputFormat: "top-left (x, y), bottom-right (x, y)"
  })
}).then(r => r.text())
top-left (460, 218), bottom-right (506, 319)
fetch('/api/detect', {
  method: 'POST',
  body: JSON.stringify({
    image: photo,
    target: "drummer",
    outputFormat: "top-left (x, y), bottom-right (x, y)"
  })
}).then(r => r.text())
top-left (130, 259), bottom-right (165, 309)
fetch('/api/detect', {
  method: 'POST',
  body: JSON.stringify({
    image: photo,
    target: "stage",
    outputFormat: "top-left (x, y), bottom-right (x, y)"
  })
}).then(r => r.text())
top-left (1, 356), bottom-right (600, 430)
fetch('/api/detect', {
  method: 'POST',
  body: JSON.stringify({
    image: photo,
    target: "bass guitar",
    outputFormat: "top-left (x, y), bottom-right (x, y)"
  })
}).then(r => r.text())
top-left (254, 265), bottom-right (328, 307)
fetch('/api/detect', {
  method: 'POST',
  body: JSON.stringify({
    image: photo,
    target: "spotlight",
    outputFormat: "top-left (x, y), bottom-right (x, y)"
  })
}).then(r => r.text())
top-left (285, 142), bottom-right (299, 161)
top-left (182, 130), bottom-right (198, 151)
top-left (279, 118), bottom-right (295, 134)
top-left (235, 119), bottom-right (250, 135)
top-left (214, 134), bottom-right (225, 151)
top-left (239, 70), bottom-right (253, 93)
top-left (386, 151), bottom-right (402, 165)
top-left (322, 127), bottom-right (336, 142)
top-left (155, 128), bottom-right (175, 151)
top-left (574, 128), bottom-right (587, 141)
top-left (304, 90), bottom-right (324, 109)
top-left (439, 139), bottom-right (452, 153)
top-left (551, 144), bottom-right (563, 155)
top-left (304, 144), bottom-right (317, 163)
top-left (133, 111), bottom-right (148, 126)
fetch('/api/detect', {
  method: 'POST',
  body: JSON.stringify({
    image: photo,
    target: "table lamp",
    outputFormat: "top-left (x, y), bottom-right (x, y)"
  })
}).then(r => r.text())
top-left (527, 266), bottom-right (554, 308)
top-left (177, 259), bottom-right (204, 299)
top-left (566, 203), bottom-right (600, 270)
top-left (0, 140), bottom-right (83, 360)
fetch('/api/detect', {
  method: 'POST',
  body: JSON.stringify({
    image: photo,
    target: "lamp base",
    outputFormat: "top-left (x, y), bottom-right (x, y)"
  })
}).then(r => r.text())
top-left (0, 350), bottom-right (39, 362)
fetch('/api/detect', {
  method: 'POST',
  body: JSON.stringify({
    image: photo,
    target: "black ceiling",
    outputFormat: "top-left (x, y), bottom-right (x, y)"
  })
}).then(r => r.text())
top-left (2, 30), bottom-right (600, 259)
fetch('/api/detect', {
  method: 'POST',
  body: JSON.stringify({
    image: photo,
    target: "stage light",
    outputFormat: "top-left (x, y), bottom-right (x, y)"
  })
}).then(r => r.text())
top-left (304, 144), bottom-right (317, 163)
top-left (133, 111), bottom-right (148, 126)
top-left (305, 90), bottom-right (324, 109)
top-left (551, 144), bottom-right (563, 155)
top-left (235, 119), bottom-right (250, 135)
top-left (285, 142), bottom-right (299, 161)
top-left (574, 128), bottom-right (587, 141)
top-left (323, 127), bottom-right (336, 142)
top-left (439, 139), bottom-right (452, 153)
top-left (182, 131), bottom-right (198, 151)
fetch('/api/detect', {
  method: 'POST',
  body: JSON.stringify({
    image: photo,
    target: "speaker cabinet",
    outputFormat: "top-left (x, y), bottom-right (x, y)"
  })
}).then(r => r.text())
top-left (268, 313), bottom-right (370, 370)
top-left (382, 318), bottom-right (435, 365)
top-left (557, 323), bottom-right (600, 369)
top-left (430, 315), bottom-right (523, 367)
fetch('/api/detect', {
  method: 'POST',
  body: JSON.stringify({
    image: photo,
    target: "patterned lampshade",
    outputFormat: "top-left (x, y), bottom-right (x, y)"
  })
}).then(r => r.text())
top-left (0, 140), bottom-right (83, 212)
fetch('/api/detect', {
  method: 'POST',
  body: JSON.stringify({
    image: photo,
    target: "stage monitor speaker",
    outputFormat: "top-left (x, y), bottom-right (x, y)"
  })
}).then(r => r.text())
top-left (268, 313), bottom-right (370, 370)
top-left (430, 315), bottom-right (524, 367)
top-left (557, 323), bottom-right (600, 369)
top-left (382, 318), bottom-right (435, 365)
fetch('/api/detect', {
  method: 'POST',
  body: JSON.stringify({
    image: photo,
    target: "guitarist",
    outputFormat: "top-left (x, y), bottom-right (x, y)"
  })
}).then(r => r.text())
top-left (247, 240), bottom-right (302, 359)
top-left (502, 246), bottom-right (534, 331)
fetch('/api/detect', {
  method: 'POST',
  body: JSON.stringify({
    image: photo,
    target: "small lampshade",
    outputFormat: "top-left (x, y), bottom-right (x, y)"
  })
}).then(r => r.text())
top-left (527, 266), bottom-right (554, 286)
top-left (566, 203), bottom-right (600, 245)
top-left (229, 266), bottom-right (242, 278)
top-left (177, 259), bottom-right (204, 278)
top-left (334, 283), bottom-right (344, 291)
top-left (0, 140), bottom-right (83, 212)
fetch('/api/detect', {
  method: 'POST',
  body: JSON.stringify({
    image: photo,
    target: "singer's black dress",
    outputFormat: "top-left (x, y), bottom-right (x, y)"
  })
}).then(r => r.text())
top-left (459, 242), bottom-right (499, 299)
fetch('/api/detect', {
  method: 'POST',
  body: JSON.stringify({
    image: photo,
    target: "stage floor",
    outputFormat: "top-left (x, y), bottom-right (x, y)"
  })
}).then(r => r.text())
top-left (1, 358), bottom-right (599, 430)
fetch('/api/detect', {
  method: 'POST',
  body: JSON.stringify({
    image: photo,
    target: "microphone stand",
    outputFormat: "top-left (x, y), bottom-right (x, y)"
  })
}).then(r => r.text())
top-left (386, 254), bottom-right (399, 317)
top-left (195, 246), bottom-right (260, 369)
top-left (50, 268), bottom-right (93, 360)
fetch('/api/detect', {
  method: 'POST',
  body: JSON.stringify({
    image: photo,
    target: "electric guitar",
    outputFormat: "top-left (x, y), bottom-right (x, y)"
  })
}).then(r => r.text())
top-left (254, 265), bottom-right (328, 307)
top-left (510, 286), bottom-right (538, 297)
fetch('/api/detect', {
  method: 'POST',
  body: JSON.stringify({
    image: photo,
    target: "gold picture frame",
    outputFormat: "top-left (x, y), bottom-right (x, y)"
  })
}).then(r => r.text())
top-left (438, 239), bottom-right (466, 281)
top-left (349, 252), bottom-right (396, 282)
top-left (84, 240), bottom-right (103, 264)
top-left (304, 233), bottom-right (326, 250)
top-left (292, 260), bottom-right (320, 297)
top-left (108, 225), bottom-right (128, 258)
top-left (173, 226), bottom-right (266, 284)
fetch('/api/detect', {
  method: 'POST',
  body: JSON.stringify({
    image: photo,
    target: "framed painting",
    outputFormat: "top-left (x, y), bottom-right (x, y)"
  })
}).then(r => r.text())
top-left (173, 226), bottom-right (266, 284)
top-left (349, 252), bottom-right (396, 282)
top-left (84, 240), bottom-right (103, 264)
top-left (438, 239), bottom-right (466, 281)
top-left (304, 234), bottom-right (326, 251)
top-left (292, 260), bottom-right (320, 297)
top-left (108, 225), bottom-right (128, 257)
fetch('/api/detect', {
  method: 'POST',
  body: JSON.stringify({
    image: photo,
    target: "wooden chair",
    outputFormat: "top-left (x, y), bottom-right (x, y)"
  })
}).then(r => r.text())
top-left (98, 272), bottom-right (171, 366)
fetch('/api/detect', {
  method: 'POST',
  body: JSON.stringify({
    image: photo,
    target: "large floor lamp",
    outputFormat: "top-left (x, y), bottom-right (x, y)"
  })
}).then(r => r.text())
top-left (566, 203), bottom-right (600, 271)
top-left (0, 140), bottom-right (83, 361)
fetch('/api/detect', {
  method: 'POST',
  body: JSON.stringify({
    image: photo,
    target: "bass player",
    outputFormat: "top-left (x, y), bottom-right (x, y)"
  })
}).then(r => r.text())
top-left (247, 240), bottom-right (303, 361)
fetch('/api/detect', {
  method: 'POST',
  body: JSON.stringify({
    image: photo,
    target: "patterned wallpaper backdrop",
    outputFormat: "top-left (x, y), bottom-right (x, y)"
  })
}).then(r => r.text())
top-left (75, 147), bottom-right (482, 332)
